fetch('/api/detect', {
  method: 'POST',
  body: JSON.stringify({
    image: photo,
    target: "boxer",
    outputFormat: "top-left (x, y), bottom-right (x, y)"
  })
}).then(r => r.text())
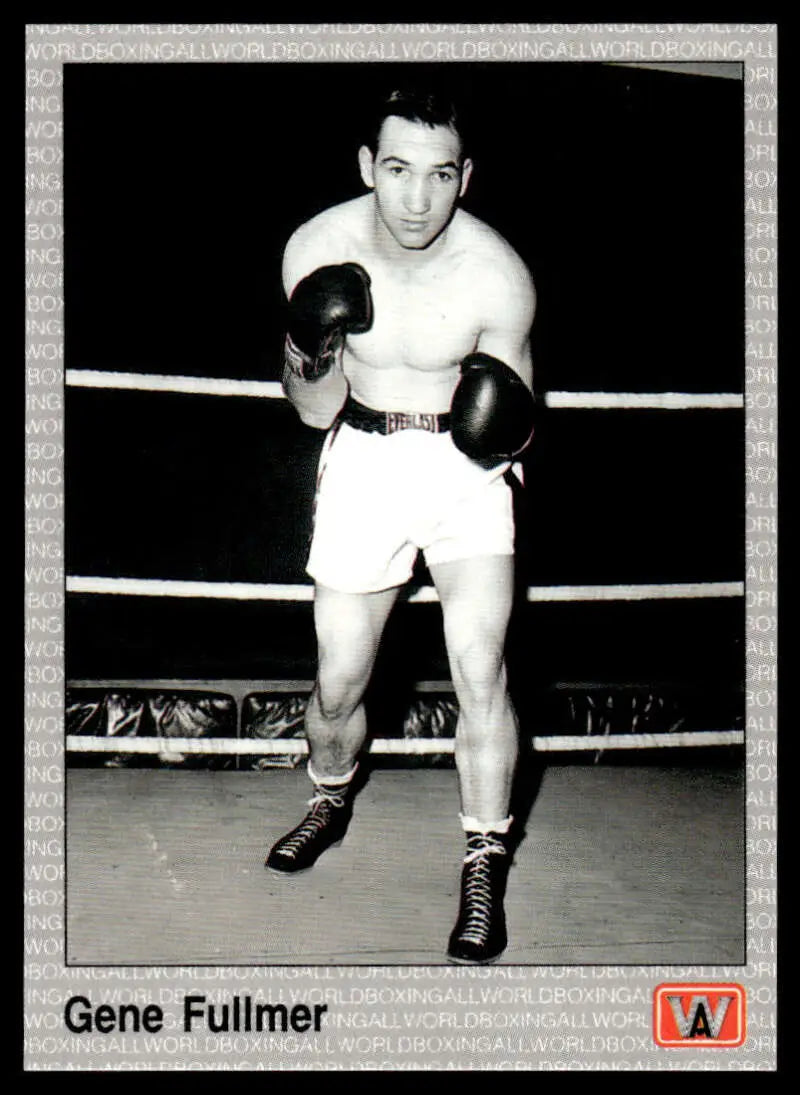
top-left (266, 89), bottom-right (536, 964)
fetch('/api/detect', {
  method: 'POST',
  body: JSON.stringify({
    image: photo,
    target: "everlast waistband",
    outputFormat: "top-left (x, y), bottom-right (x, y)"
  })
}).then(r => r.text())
top-left (339, 395), bottom-right (451, 435)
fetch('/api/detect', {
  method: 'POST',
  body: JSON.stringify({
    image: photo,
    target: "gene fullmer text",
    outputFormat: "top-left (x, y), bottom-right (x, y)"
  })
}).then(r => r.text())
top-left (63, 994), bottom-right (329, 1034)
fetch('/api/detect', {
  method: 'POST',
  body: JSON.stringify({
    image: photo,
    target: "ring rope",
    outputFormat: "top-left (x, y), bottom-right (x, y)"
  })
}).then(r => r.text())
top-left (66, 370), bottom-right (284, 400)
top-left (67, 677), bottom-right (451, 693)
top-left (65, 730), bottom-right (743, 756)
top-left (545, 390), bottom-right (743, 410)
top-left (65, 576), bottom-right (744, 603)
top-left (65, 369), bottom-right (743, 411)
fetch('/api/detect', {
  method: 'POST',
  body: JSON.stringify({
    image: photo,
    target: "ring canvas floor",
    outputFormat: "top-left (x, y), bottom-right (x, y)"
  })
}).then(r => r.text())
top-left (66, 764), bottom-right (743, 966)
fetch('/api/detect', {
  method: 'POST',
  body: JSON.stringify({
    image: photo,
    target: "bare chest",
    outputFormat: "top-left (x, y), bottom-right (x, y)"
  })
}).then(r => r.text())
top-left (348, 263), bottom-right (482, 372)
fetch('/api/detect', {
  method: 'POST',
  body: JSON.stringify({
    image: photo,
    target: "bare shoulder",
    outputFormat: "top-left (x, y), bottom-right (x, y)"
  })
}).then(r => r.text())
top-left (454, 211), bottom-right (536, 326)
top-left (282, 197), bottom-right (372, 294)
top-left (461, 212), bottom-right (534, 295)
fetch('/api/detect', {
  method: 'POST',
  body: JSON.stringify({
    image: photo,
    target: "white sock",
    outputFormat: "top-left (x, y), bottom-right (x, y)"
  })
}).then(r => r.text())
top-left (308, 760), bottom-right (358, 788)
top-left (460, 814), bottom-right (513, 835)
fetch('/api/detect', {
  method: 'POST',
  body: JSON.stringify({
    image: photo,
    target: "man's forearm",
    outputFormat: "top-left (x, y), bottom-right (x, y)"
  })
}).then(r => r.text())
top-left (282, 364), bottom-right (348, 430)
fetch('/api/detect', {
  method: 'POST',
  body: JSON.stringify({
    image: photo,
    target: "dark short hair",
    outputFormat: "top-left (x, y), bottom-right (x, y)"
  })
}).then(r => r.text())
top-left (366, 88), bottom-right (467, 158)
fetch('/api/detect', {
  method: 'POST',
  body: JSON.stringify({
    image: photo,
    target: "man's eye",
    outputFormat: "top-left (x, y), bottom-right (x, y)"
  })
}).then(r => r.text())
top-left (389, 166), bottom-right (405, 176)
top-left (436, 172), bottom-right (455, 183)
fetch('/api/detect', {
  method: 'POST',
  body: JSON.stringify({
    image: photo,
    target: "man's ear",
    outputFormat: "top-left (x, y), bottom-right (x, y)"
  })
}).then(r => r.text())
top-left (358, 145), bottom-right (375, 189)
top-left (459, 158), bottom-right (474, 198)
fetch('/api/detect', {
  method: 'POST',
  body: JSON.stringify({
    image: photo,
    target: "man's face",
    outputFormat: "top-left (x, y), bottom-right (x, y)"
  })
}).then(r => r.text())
top-left (359, 116), bottom-right (472, 250)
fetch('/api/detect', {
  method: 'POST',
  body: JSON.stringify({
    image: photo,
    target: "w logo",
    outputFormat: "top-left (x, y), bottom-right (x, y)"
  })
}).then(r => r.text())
top-left (654, 984), bottom-right (746, 1047)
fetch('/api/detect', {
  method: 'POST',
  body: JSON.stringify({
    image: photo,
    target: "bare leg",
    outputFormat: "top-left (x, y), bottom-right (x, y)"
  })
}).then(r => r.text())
top-left (305, 582), bottom-right (400, 777)
top-left (429, 554), bottom-right (518, 963)
top-left (265, 582), bottom-right (399, 873)
top-left (429, 555), bottom-right (518, 823)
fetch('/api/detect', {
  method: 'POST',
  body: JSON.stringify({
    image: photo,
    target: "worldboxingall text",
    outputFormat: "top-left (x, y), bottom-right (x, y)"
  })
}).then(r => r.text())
top-left (30, 964), bottom-right (747, 981)
top-left (24, 38), bottom-right (774, 62)
top-left (24, 23), bottom-right (777, 33)
top-left (32, 984), bottom-right (654, 1006)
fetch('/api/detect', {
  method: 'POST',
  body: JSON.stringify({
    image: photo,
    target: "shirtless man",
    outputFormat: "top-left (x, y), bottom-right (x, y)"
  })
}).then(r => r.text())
top-left (265, 89), bottom-right (536, 964)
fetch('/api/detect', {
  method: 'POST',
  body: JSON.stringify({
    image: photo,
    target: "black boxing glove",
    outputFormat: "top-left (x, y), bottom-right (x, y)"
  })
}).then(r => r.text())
top-left (284, 263), bottom-right (373, 381)
top-left (450, 352), bottom-right (535, 466)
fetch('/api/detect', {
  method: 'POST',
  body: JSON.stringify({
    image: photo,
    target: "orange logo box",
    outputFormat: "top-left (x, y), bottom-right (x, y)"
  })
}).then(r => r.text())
top-left (654, 983), bottom-right (746, 1047)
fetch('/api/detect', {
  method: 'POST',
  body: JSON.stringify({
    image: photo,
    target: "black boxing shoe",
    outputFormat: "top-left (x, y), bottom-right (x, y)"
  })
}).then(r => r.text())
top-left (447, 832), bottom-right (510, 964)
top-left (265, 784), bottom-right (353, 874)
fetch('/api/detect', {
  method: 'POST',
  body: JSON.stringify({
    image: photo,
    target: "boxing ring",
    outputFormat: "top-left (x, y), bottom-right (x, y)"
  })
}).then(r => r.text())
top-left (61, 59), bottom-right (747, 967)
top-left (66, 371), bottom-right (743, 761)
top-left (64, 372), bottom-right (745, 966)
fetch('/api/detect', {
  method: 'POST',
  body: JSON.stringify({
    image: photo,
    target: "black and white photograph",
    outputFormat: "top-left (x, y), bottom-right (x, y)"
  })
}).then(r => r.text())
top-left (24, 22), bottom-right (777, 1073)
top-left (62, 58), bottom-right (745, 966)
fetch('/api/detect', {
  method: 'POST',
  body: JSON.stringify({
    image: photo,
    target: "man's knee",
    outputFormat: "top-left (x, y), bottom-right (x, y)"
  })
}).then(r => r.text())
top-left (314, 693), bottom-right (356, 726)
top-left (312, 661), bottom-right (369, 723)
top-left (450, 644), bottom-right (508, 712)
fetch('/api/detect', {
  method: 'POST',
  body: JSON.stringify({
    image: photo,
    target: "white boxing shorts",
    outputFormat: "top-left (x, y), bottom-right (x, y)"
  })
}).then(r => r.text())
top-left (306, 401), bottom-right (515, 594)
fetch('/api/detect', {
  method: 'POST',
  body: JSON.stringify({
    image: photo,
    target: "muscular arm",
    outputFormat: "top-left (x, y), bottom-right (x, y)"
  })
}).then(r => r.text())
top-left (281, 366), bottom-right (348, 431)
top-left (450, 253), bottom-right (536, 466)
top-left (280, 222), bottom-right (350, 430)
top-left (474, 259), bottom-right (536, 390)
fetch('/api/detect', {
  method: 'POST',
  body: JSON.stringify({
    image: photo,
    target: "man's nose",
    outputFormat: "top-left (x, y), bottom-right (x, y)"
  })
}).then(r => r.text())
top-left (404, 176), bottom-right (431, 214)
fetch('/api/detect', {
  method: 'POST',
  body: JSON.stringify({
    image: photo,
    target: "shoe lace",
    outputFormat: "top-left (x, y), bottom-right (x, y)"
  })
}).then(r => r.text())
top-left (278, 787), bottom-right (346, 858)
top-left (458, 835), bottom-right (506, 945)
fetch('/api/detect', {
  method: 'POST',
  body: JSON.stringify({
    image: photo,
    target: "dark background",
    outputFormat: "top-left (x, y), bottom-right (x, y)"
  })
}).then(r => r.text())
top-left (64, 62), bottom-right (743, 692)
